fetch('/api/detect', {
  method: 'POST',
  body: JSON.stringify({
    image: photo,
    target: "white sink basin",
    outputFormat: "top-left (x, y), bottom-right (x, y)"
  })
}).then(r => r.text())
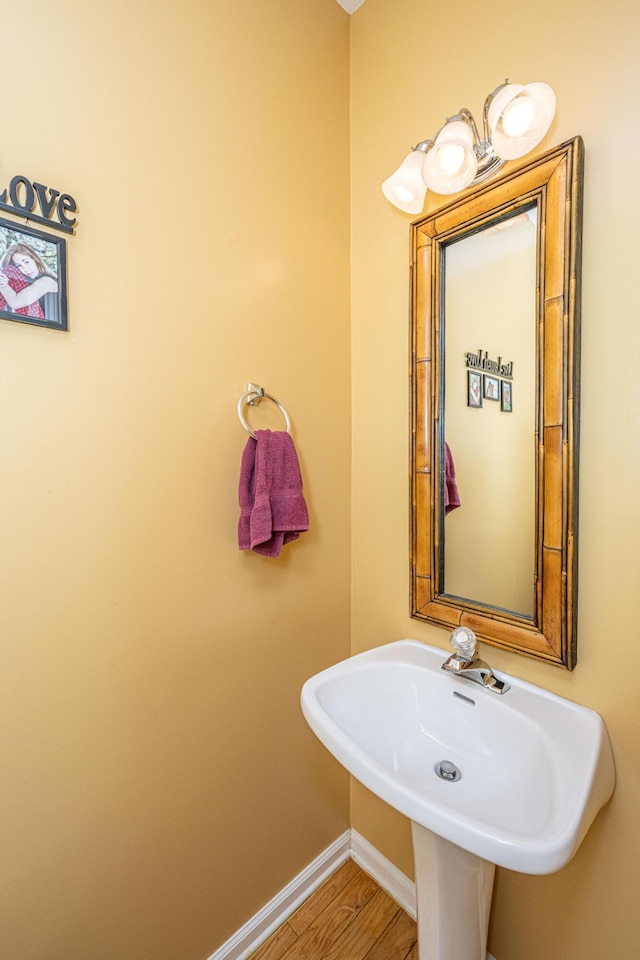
top-left (301, 639), bottom-right (614, 874)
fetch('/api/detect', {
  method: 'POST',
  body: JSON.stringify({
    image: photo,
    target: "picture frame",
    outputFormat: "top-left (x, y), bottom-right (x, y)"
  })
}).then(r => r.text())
top-left (467, 370), bottom-right (482, 408)
top-left (0, 218), bottom-right (67, 331)
top-left (483, 374), bottom-right (500, 401)
top-left (501, 380), bottom-right (513, 412)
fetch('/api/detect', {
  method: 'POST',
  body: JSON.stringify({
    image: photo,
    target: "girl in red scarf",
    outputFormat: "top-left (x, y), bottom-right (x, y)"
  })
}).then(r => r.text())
top-left (0, 243), bottom-right (57, 319)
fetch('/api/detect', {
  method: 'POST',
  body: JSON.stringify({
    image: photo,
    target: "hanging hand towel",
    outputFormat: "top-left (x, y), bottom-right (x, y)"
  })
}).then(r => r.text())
top-left (238, 429), bottom-right (309, 557)
top-left (237, 438), bottom-right (258, 552)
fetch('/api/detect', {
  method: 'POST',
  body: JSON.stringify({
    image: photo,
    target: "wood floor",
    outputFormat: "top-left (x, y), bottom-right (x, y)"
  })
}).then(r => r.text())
top-left (249, 860), bottom-right (417, 960)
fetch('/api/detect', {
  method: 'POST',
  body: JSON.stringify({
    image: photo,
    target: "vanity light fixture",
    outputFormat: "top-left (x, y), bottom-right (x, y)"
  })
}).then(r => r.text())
top-left (382, 80), bottom-right (556, 214)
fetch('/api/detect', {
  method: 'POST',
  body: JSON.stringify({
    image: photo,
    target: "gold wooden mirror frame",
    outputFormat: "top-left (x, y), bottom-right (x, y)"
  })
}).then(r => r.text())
top-left (410, 137), bottom-right (583, 669)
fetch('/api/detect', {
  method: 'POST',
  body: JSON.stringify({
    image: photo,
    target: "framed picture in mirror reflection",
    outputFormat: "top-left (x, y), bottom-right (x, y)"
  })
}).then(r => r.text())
top-left (467, 371), bottom-right (482, 408)
top-left (501, 380), bottom-right (513, 412)
top-left (483, 375), bottom-right (500, 401)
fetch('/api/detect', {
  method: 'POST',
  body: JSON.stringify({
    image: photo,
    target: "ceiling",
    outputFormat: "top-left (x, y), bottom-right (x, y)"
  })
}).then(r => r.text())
top-left (336, 0), bottom-right (366, 12)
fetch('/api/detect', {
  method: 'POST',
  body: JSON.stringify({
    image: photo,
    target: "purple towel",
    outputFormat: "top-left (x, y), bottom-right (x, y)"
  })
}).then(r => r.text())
top-left (238, 430), bottom-right (309, 557)
top-left (444, 442), bottom-right (461, 515)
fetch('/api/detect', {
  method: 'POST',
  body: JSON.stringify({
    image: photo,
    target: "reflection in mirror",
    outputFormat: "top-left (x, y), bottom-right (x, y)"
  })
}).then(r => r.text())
top-left (410, 138), bottom-right (583, 669)
top-left (443, 207), bottom-right (537, 616)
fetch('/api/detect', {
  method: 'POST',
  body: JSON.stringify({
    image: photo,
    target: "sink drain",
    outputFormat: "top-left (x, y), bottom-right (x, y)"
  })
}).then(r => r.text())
top-left (434, 760), bottom-right (461, 782)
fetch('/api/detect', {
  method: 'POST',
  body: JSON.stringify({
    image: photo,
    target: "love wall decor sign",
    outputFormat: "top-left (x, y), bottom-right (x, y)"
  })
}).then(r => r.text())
top-left (0, 173), bottom-right (78, 332)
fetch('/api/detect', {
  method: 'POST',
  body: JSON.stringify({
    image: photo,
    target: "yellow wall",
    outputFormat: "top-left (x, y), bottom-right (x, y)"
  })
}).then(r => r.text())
top-left (350, 0), bottom-right (640, 957)
top-left (4, 1), bottom-right (640, 959)
top-left (0, 2), bottom-right (351, 959)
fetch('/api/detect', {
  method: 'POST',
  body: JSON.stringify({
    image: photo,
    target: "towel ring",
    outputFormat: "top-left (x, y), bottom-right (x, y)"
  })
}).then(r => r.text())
top-left (237, 382), bottom-right (291, 439)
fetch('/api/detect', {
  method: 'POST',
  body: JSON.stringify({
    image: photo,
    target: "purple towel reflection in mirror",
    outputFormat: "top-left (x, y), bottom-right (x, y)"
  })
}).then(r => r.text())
top-left (445, 442), bottom-right (461, 515)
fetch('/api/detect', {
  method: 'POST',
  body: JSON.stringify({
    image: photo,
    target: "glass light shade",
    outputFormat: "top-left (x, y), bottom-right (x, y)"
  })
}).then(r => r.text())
top-left (382, 149), bottom-right (428, 214)
top-left (422, 120), bottom-right (478, 195)
top-left (488, 82), bottom-right (556, 160)
top-left (501, 96), bottom-right (536, 137)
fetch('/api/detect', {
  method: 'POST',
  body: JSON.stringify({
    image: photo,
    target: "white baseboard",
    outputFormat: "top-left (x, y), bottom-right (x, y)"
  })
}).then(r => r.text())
top-left (206, 831), bottom-right (351, 960)
top-left (350, 828), bottom-right (417, 919)
top-left (206, 828), bottom-right (497, 960)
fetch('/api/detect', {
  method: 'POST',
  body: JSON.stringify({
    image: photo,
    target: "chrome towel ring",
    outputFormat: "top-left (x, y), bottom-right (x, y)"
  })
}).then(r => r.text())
top-left (237, 382), bottom-right (292, 439)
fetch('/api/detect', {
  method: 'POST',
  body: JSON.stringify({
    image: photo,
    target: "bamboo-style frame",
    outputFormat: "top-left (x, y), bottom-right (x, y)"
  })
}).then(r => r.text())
top-left (410, 137), bottom-right (583, 669)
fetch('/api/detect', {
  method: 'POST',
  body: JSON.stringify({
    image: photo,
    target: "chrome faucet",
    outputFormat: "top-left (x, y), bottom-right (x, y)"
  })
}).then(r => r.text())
top-left (442, 627), bottom-right (510, 695)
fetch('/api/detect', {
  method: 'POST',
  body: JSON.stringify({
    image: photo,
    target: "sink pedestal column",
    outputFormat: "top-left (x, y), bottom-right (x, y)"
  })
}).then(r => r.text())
top-left (411, 822), bottom-right (495, 960)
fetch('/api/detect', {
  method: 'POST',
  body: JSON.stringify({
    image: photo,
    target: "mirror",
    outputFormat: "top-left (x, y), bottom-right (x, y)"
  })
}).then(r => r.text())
top-left (443, 206), bottom-right (537, 615)
top-left (410, 138), bottom-right (583, 669)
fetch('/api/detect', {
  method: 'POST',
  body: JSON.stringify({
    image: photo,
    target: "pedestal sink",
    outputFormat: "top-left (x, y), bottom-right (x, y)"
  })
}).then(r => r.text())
top-left (301, 639), bottom-right (615, 960)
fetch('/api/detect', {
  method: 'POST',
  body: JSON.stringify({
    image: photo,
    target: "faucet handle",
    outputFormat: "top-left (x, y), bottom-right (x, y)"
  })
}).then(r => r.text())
top-left (450, 626), bottom-right (477, 660)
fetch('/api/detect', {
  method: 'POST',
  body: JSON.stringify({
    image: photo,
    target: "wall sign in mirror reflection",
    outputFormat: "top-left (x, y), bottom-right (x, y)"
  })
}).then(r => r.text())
top-left (410, 138), bottom-right (583, 669)
top-left (466, 348), bottom-right (514, 411)
top-left (465, 348), bottom-right (513, 379)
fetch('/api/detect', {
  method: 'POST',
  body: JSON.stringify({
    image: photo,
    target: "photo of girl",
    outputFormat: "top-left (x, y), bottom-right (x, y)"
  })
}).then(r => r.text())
top-left (0, 221), bottom-right (66, 330)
